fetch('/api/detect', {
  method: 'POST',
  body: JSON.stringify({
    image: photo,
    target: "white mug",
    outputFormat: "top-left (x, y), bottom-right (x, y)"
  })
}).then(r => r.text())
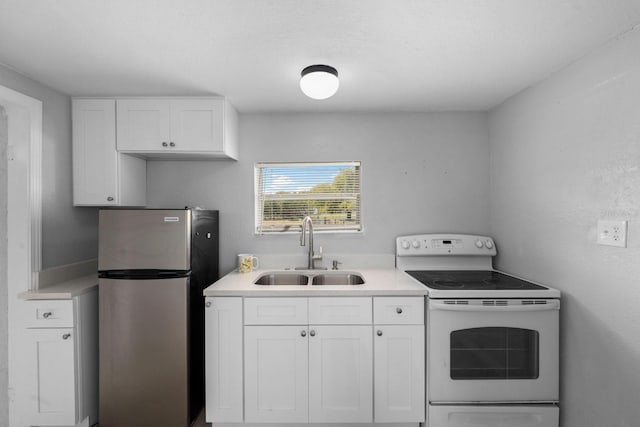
top-left (238, 254), bottom-right (259, 273)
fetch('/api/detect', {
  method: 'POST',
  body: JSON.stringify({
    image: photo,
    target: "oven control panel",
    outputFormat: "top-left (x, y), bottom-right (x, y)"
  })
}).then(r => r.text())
top-left (396, 234), bottom-right (497, 256)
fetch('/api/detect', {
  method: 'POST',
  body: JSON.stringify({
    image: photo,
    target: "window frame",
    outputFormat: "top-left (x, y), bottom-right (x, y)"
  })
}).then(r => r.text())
top-left (254, 161), bottom-right (363, 235)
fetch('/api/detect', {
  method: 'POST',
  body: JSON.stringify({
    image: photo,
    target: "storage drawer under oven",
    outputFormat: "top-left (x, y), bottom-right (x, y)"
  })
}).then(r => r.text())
top-left (429, 404), bottom-right (559, 427)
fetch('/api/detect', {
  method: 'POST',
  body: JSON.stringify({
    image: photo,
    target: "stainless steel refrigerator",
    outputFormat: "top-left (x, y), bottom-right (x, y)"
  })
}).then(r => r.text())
top-left (98, 208), bottom-right (218, 427)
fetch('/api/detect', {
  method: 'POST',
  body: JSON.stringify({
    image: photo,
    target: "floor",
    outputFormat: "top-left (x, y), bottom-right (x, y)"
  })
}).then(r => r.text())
top-left (192, 409), bottom-right (209, 427)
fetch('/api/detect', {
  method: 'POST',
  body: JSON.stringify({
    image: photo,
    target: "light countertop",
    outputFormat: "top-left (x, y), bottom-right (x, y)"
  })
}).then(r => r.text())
top-left (203, 267), bottom-right (428, 297)
top-left (18, 274), bottom-right (98, 300)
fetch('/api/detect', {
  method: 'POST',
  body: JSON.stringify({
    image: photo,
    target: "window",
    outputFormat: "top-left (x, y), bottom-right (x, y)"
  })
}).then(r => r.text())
top-left (450, 327), bottom-right (540, 380)
top-left (255, 162), bottom-right (362, 234)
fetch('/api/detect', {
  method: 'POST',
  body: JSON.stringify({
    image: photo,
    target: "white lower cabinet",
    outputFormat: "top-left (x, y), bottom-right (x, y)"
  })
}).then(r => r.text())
top-left (205, 295), bottom-right (425, 425)
top-left (373, 297), bottom-right (425, 423)
top-left (22, 289), bottom-right (98, 426)
top-left (204, 297), bottom-right (243, 423)
top-left (309, 325), bottom-right (373, 423)
top-left (374, 324), bottom-right (425, 422)
top-left (244, 325), bottom-right (309, 422)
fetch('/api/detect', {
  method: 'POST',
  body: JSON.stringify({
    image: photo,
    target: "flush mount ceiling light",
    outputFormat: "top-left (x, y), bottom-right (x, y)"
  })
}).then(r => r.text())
top-left (299, 65), bottom-right (339, 100)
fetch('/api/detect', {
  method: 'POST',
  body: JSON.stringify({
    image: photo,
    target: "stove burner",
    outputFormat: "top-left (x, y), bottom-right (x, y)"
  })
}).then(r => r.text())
top-left (405, 270), bottom-right (547, 291)
top-left (431, 280), bottom-right (465, 289)
top-left (482, 278), bottom-right (524, 288)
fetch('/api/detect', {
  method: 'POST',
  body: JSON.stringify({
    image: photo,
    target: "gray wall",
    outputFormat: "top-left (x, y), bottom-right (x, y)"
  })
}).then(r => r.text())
top-left (0, 106), bottom-right (8, 427)
top-left (148, 112), bottom-right (490, 274)
top-left (0, 64), bottom-right (99, 268)
top-left (489, 27), bottom-right (640, 427)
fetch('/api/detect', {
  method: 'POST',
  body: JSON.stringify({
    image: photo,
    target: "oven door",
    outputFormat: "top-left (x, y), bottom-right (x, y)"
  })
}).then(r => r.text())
top-left (428, 299), bottom-right (559, 403)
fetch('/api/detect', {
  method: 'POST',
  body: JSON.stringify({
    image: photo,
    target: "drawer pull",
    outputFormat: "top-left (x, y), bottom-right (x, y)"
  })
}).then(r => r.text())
top-left (377, 330), bottom-right (383, 336)
top-left (42, 312), bottom-right (53, 319)
top-left (396, 307), bottom-right (403, 314)
top-left (62, 333), bottom-right (71, 340)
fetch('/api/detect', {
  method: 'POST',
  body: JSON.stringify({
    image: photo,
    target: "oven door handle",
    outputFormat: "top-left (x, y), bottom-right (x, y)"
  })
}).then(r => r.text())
top-left (429, 299), bottom-right (560, 312)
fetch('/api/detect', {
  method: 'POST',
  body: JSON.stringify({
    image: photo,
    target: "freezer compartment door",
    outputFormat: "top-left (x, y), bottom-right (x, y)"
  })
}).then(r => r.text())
top-left (428, 404), bottom-right (559, 427)
top-left (99, 209), bottom-right (190, 271)
top-left (99, 277), bottom-right (189, 427)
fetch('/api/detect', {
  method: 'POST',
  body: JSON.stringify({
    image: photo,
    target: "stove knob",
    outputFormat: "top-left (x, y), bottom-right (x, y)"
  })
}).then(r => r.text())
top-left (485, 240), bottom-right (494, 249)
top-left (412, 240), bottom-right (421, 249)
top-left (401, 240), bottom-right (410, 250)
top-left (475, 239), bottom-right (484, 248)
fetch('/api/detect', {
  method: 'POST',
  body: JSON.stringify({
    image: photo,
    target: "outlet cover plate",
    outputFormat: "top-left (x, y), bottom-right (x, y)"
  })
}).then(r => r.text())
top-left (597, 220), bottom-right (628, 247)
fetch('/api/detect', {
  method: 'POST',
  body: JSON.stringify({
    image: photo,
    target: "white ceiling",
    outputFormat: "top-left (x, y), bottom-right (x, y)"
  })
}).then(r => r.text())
top-left (1, 0), bottom-right (639, 113)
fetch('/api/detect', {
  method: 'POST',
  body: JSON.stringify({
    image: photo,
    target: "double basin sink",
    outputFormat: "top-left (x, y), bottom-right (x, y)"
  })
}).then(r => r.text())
top-left (254, 271), bottom-right (365, 286)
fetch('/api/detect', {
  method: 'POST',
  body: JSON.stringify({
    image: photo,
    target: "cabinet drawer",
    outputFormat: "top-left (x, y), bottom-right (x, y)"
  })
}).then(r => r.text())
top-left (24, 300), bottom-right (74, 328)
top-left (309, 297), bottom-right (372, 325)
top-left (374, 297), bottom-right (424, 324)
top-left (244, 298), bottom-right (308, 325)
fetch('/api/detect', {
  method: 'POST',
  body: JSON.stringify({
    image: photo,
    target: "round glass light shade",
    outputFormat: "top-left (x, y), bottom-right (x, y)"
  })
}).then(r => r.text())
top-left (300, 65), bottom-right (339, 100)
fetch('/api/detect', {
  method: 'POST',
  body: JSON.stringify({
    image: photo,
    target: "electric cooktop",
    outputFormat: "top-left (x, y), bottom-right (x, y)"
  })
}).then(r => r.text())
top-left (405, 270), bottom-right (548, 291)
top-left (396, 234), bottom-right (561, 299)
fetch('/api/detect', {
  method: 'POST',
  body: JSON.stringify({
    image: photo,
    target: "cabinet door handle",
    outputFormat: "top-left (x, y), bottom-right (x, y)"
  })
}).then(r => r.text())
top-left (42, 312), bottom-right (52, 319)
top-left (377, 330), bottom-right (383, 336)
top-left (309, 330), bottom-right (316, 337)
top-left (62, 333), bottom-right (71, 340)
top-left (396, 307), bottom-right (403, 314)
top-left (301, 330), bottom-right (307, 337)
top-left (205, 301), bottom-right (212, 308)
top-left (107, 196), bottom-right (114, 202)
top-left (162, 142), bottom-right (168, 147)
top-left (169, 142), bottom-right (175, 147)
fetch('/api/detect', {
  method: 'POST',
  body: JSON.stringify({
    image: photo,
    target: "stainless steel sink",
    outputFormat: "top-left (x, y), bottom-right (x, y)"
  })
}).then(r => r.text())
top-left (254, 272), bottom-right (309, 286)
top-left (311, 272), bottom-right (365, 286)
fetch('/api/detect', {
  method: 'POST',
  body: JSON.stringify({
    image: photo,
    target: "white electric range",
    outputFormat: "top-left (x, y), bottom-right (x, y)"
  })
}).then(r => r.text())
top-left (396, 234), bottom-right (560, 427)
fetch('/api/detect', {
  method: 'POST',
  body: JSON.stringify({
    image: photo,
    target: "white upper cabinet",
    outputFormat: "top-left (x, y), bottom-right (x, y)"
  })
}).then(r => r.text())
top-left (117, 98), bottom-right (238, 159)
top-left (115, 99), bottom-right (171, 152)
top-left (72, 99), bottom-right (146, 206)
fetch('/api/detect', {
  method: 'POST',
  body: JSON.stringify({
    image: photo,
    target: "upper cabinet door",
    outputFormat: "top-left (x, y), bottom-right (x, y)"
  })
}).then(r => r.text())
top-left (115, 98), bottom-right (238, 158)
top-left (116, 99), bottom-right (171, 151)
top-left (72, 99), bottom-right (119, 206)
top-left (170, 99), bottom-right (224, 152)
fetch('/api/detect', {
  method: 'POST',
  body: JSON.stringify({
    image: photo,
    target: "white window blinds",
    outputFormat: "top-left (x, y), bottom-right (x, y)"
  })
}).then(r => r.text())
top-left (255, 162), bottom-right (362, 234)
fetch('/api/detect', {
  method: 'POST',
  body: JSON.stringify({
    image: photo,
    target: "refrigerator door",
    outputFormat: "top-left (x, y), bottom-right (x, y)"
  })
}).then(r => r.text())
top-left (99, 209), bottom-right (191, 271)
top-left (99, 277), bottom-right (189, 427)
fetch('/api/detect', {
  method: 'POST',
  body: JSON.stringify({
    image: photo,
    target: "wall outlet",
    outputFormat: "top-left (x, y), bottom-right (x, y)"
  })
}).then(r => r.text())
top-left (597, 220), bottom-right (628, 247)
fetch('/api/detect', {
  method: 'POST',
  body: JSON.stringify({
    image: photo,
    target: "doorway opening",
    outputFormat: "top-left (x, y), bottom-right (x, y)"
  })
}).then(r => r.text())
top-left (1, 85), bottom-right (42, 427)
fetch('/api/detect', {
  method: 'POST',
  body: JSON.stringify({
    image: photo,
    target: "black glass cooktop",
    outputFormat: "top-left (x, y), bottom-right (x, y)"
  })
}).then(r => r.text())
top-left (405, 270), bottom-right (547, 290)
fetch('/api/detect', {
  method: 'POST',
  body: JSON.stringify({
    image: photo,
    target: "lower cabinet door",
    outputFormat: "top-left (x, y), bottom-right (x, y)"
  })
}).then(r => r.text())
top-left (308, 325), bottom-right (373, 423)
top-left (374, 324), bottom-right (425, 422)
top-left (24, 328), bottom-right (77, 426)
top-left (244, 325), bottom-right (309, 422)
top-left (205, 297), bottom-right (243, 423)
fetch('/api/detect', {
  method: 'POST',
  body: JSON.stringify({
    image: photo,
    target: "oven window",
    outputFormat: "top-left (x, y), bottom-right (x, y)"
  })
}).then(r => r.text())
top-left (450, 327), bottom-right (539, 380)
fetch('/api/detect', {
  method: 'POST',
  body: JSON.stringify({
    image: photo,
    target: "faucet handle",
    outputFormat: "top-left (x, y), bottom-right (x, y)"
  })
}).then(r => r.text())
top-left (313, 245), bottom-right (323, 260)
top-left (332, 260), bottom-right (342, 270)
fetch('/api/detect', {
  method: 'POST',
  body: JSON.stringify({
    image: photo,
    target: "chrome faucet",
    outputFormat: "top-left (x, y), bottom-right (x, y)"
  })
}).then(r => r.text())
top-left (300, 216), bottom-right (323, 269)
